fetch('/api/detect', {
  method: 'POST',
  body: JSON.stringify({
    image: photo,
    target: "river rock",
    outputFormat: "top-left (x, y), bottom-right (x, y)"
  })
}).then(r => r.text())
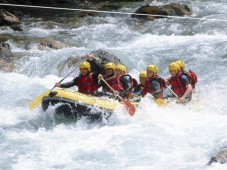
top-left (0, 43), bottom-right (14, 62)
top-left (0, 43), bottom-right (16, 72)
top-left (208, 146), bottom-right (227, 165)
top-left (132, 3), bottom-right (192, 20)
top-left (57, 49), bottom-right (123, 75)
top-left (38, 37), bottom-right (73, 50)
top-left (0, 9), bottom-right (22, 30)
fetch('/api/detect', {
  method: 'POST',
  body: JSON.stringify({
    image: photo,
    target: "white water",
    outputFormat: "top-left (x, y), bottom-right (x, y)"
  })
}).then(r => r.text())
top-left (1, 0), bottom-right (227, 169)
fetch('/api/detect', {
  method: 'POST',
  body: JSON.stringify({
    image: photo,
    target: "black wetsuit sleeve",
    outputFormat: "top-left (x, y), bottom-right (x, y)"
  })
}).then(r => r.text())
top-left (120, 75), bottom-right (133, 97)
top-left (87, 58), bottom-right (104, 75)
top-left (150, 80), bottom-right (162, 98)
top-left (133, 84), bottom-right (142, 93)
top-left (180, 75), bottom-right (190, 86)
top-left (91, 73), bottom-right (99, 84)
top-left (60, 77), bottom-right (79, 88)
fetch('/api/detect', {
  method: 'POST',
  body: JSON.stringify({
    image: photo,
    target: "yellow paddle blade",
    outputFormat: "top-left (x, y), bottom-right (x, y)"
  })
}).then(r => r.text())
top-left (28, 91), bottom-right (50, 110)
top-left (155, 98), bottom-right (168, 106)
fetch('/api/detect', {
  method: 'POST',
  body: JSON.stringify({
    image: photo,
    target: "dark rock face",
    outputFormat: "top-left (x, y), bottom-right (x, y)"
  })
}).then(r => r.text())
top-left (0, 0), bottom-right (75, 5)
top-left (57, 50), bottom-right (123, 75)
top-left (132, 3), bottom-right (192, 20)
top-left (208, 147), bottom-right (227, 165)
top-left (99, 4), bottom-right (121, 11)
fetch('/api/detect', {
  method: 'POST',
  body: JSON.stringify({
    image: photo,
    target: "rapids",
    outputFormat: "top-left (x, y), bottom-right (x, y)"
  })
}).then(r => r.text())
top-left (0, 0), bottom-right (227, 169)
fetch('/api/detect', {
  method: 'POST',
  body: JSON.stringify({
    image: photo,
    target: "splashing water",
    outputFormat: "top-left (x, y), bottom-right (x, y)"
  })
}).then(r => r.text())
top-left (0, 0), bottom-right (227, 169)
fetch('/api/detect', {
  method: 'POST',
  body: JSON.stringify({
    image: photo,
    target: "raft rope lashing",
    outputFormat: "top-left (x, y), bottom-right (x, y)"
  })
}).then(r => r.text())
top-left (1, 3), bottom-right (227, 22)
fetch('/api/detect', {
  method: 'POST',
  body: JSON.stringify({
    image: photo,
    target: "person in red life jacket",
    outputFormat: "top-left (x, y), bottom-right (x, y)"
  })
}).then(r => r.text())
top-left (142, 65), bottom-right (165, 98)
top-left (175, 60), bottom-right (198, 90)
top-left (112, 64), bottom-right (133, 99)
top-left (165, 62), bottom-right (193, 103)
top-left (98, 62), bottom-right (116, 93)
top-left (55, 54), bottom-right (102, 95)
top-left (133, 71), bottom-right (148, 96)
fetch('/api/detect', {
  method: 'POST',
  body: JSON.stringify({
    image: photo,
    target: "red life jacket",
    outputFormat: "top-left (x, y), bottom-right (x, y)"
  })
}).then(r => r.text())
top-left (188, 70), bottom-right (198, 89)
top-left (112, 74), bottom-right (134, 98)
top-left (132, 78), bottom-right (138, 89)
top-left (142, 75), bottom-right (165, 98)
top-left (169, 72), bottom-right (191, 97)
top-left (112, 74), bottom-right (132, 91)
top-left (102, 75), bottom-right (116, 92)
top-left (78, 73), bottom-right (98, 94)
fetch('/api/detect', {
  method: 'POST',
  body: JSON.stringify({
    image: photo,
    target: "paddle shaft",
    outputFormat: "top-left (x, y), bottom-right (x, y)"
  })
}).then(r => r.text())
top-left (52, 67), bottom-right (78, 90)
top-left (28, 67), bottom-right (78, 109)
top-left (166, 85), bottom-right (179, 98)
top-left (101, 77), bottom-right (136, 116)
top-left (101, 78), bottom-right (115, 93)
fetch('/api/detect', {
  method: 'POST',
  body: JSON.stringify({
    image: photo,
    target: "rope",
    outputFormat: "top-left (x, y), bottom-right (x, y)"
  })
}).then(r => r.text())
top-left (1, 3), bottom-right (227, 22)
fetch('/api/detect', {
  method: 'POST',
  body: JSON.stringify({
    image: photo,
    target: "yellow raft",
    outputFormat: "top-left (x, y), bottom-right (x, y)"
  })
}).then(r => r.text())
top-left (41, 88), bottom-right (166, 120)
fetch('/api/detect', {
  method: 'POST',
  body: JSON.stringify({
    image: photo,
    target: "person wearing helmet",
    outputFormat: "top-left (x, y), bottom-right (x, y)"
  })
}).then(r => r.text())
top-left (98, 62), bottom-right (116, 93)
top-left (165, 62), bottom-right (193, 103)
top-left (175, 60), bottom-right (198, 90)
top-left (142, 64), bottom-right (165, 98)
top-left (133, 71), bottom-right (147, 96)
top-left (55, 54), bottom-right (102, 95)
top-left (111, 64), bottom-right (133, 98)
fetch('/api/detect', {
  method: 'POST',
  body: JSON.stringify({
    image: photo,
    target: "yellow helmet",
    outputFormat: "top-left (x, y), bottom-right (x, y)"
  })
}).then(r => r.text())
top-left (147, 64), bottom-right (158, 75)
top-left (169, 62), bottom-right (180, 72)
top-left (105, 62), bottom-right (115, 70)
top-left (115, 64), bottom-right (127, 73)
top-left (139, 71), bottom-right (147, 79)
top-left (176, 60), bottom-right (185, 70)
top-left (80, 61), bottom-right (91, 71)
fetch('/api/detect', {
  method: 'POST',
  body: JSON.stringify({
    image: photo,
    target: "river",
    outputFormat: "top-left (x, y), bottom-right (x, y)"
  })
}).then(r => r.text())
top-left (0, 0), bottom-right (227, 169)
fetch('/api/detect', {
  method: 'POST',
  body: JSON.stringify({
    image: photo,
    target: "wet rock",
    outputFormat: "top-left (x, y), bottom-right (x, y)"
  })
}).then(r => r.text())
top-left (132, 3), bottom-right (192, 20)
top-left (82, 0), bottom-right (143, 2)
top-left (10, 24), bottom-right (23, 31)
top-left (0, 43), bottom-right (16, 72)
top-left (57, 49), bottom-right (123, 75)
top-left (38, 37), bottom-right (73, 50)
top-left (78, 11), bottom-right (97, 18)
top-left (0, 9), bottom-right (21, 29)
top-left (0, 60), bottom-right (15, 72)
top-left (0, 43), bottom-right (14, 62)
top-left (99, 4), bottom-right (122, 11)
top-left (208, 147), bottom-right (227, 165)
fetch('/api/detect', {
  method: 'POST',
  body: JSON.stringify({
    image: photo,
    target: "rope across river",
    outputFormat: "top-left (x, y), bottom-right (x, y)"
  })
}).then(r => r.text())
top-left (1, 3), bottom-right (227, 22)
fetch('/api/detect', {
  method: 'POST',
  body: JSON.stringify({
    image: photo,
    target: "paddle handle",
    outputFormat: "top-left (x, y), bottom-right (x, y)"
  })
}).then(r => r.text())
top-left (101, 77), bottom-right (115, 93)
top-left (166, 85), bottom-right (179, 98)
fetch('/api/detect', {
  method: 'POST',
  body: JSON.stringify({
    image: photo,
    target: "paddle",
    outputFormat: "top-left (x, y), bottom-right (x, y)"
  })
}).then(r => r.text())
top-left (101, 77), bottom-right (136, 116)
top-left (165, 85), bottom-right (179, 99)
top-left (28, 67), bottom-right (78, 110)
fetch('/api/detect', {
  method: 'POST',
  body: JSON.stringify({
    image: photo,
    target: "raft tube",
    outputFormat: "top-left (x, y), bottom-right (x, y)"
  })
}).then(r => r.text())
top-left (42, 89), bottom-right (138, 120)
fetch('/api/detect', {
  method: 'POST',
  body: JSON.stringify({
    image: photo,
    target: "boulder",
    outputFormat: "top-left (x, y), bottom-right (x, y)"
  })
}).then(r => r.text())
top-left (132, 3), bottom-right (192, 20)
top-left (208, 147), bottom-right (227, 165)
top-left (38, 37), bottom-right (73, 50)
top-left (0, 43), bottom-right (16, 72)
top-left (0, 43), bottom-right (14, 62)
top-left (0, 9), bottom-right (22, 30)
top-left (57, 49), bottom-right (123, 75)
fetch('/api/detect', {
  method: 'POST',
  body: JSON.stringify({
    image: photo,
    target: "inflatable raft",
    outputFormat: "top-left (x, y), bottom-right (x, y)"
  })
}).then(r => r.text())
top-left (41, 88), bottom-right (167, 121)
top-left (42, 89), bottom-right (139, 120)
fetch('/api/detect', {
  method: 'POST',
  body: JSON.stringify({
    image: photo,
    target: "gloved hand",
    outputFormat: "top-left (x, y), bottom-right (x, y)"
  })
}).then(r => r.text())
top-left (55, 83), bottom-right (61, 87)
top-left (120, 91), bottom-right (127, 98)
